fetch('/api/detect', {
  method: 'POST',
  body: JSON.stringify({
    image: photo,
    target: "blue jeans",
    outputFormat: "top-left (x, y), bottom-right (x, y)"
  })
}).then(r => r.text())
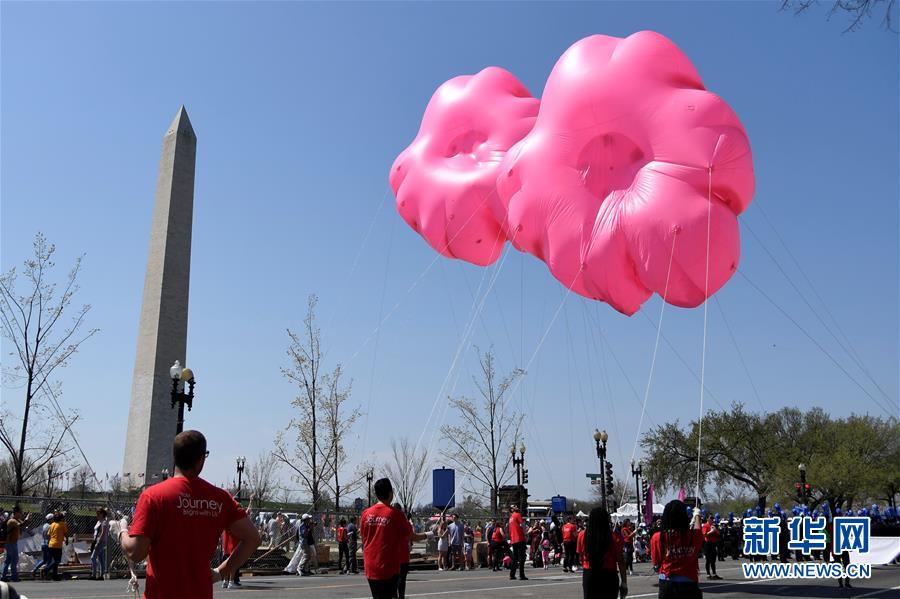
top-left (2, 542), bottom-right (19, 580)
top-left (33, 545), bottom-right (51, 573)
top-left (91, 544), bottom-right (106, 578)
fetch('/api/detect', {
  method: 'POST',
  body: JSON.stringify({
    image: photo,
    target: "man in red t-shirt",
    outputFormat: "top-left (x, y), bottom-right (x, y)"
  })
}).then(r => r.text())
top-left (114, 431), bottom-right (260, 599)
top-left (562, 516), bottom-right (578, 573)
top-left (360, 479), bottom-right (431, 599)
top-left (507, 504), bottom-right (528, 581)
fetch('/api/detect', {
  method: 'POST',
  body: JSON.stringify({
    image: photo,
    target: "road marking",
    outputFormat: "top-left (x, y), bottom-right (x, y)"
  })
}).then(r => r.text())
top-left (344, 579), bottom-right (581, 598)
top-left (855, 585), bottom-right (900, 598)
top-left (623, 576), bottom-right (780, 598)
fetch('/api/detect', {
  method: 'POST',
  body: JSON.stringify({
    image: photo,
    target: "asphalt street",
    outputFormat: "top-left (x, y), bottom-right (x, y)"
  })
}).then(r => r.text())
top-left (10, 561), bottom-right (900, 599)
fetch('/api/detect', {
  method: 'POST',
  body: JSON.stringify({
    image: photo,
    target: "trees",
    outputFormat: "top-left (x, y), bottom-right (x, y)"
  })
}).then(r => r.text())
top-left (0, 233), bottom-right (97, 495)
top-left (383, 437), bottom-right (430, 514)
top-left (273, 295), bottom-right (363, 512)
top-left (592, 476), bottom-right (631, 513)
top-left (642, 404), bottom-right (900, 511)
top-left (246, 453), bottom-right (281, 504)
top-left (440, 349), bottom-right (524, 514)
top-left (781, 0), bottom-right (897, 32)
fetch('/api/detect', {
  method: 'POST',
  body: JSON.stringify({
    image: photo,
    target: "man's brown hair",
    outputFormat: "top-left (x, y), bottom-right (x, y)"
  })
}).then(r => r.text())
top-left (173, 430), bottom-right (207, 470)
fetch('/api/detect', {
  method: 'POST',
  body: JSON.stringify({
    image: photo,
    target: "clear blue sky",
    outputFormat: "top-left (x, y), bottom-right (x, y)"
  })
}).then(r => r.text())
top-left (2, 2), bottom-right (897, 505)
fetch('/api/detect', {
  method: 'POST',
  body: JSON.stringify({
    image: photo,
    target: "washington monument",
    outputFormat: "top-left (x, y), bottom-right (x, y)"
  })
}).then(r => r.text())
top-left (122, 106), bottom-right (196, 488)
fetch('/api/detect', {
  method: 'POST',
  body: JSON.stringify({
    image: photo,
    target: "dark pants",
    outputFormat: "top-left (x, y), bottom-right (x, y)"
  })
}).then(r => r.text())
top-left (367, 575), bottom-right (399, 599)
top-left (47, 547), bottom-right (63, 579)
top-left (222, 553), bottom-right (241, 584)
top-left (491, 542), bottom-right (504, 571)
top-left (338, 542), bottom-right (350, 572)
top-left (704, 544), bottom-right (717, 576)
top-left (348, 543), bottom-right (358, 573)
top-left (450, 544), bottom-right (463, 569)
top-left (398, 562), bottom-right (409, 599)
top-left (625, 544), bottom-right (634, 572)
top-left (658, 579), bottom-right (702, 599)
top-left (582, 568), bottom-right (620, 599)
top-left (510, 541), bottom-right (526, 579)
top-left (564, 541), bottom-right (577, 570)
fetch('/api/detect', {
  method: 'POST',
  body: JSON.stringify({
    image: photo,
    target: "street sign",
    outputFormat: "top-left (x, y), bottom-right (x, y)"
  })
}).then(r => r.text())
top-left (590, 479), bottom-right (602, 485)
top-left (586, 473), bottom-right (603, 479)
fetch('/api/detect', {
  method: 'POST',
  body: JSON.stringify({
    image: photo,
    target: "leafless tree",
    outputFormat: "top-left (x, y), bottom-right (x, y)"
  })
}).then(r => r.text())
top-left (246, 452), bottom-right (281, 504)
top-left (440, 349), bottom-right (524, 514)
top-left (319, 365), bottom-right (365, 512)
top-left (592, 476), bottom-right (631, 513)
top-left (0, 233), bottom-right (97, 495)
top-left (781, 0), bottom-right (897, 32)
top-left (383, 437), bottom-right (430, 514)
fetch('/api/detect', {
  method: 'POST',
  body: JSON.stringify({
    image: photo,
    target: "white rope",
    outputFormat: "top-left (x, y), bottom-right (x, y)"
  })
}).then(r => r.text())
top-left (621, 232), bottom-right (678, 509)
top-left (694, 166), bottom-right (713, 506)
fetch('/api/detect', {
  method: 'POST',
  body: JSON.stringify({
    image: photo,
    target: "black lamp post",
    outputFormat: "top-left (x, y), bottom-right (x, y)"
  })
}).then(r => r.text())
top-left (593, 429), bottom-right (609, 511)
top-left (236, 456), bottom-right (246, 501)
top-left (169, 360), bottom-right (195, 435)
top-left (511, 444), bottom-right (526, 486)
top-left (797, 463), bottom-right (810, 506)
top-left (631, 460), bottom-right (643, 522)
top-left (366, 468), bottom-right (374, 506)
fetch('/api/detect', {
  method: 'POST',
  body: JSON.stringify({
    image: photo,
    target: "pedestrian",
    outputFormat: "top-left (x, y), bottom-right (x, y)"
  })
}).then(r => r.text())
top-left (337, 518), bottom-right (350, 574)
top-left (284, 516), bottom-right (305, 575)
top-left (436, 520), bottom-right (449, 571)
top-left (448, 514), bottom-right (464, 570)
top-left (577, 507), bottom-right (627, 599)
top-left (464, 523), bottom-right (475, 570)
top-left (90, 508), bottom-right (109, 580)
top-left (621, 518), bottom-right (635, 575)
top-left (484, 520), bottom-right (495, 570)
top-left (45, 512), bottom-right (68, 581)
top-left (347, 516), bottom-right (359, 574)
top-left (0, 506), bottom-right (23, 582)
top-left (31, 513), bottom-right (53, 579)
top-left (360, 478), bottom-right (430, 599)
top-left (562, 515), bottom-right (578, 573)
top-left (701, 514), bottom-right (721, 579)
top-left (393, 503), bottom-right (412, 599)
top-left (113, 430), bottom-right (261, 599)
top-left (490, 519), bottom-right (505, 571)
top-left (299, 514), bottom-right (318, 575)
top-left (541, 532), bottom-right (551, 570)
top-left (650, 500), bottom-right (703, 599)
top-left (507, 504), bottom-right (528, 581)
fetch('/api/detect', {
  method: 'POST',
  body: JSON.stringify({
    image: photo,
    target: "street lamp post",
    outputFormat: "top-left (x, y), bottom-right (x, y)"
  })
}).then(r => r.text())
top-left (593, 429), bottom-right (609, 511)
top-left (169, 360), bottom-right (196, 435)
top-left (511, 445), bottom-right (526, 486)
top-left (797, 463), bottom-right (809, 506)
top-left (366, 468), bottom-right (374, 506)
top-left (631, 460), bottom-right (643, 522)
top-left (236, 456), bottom-right (246, 501)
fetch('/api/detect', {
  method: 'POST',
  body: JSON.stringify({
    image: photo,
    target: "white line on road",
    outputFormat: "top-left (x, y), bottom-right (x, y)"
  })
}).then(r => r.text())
top-left (855, 585), bottom-right (900, 598)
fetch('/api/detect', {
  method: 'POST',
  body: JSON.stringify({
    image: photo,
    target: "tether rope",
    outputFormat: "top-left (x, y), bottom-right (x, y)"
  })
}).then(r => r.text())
top-left (694, 166), bottom-right (713, 507)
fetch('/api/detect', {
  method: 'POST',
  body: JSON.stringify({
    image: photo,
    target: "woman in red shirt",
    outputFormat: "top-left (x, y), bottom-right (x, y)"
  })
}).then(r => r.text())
top-left (650, 500), bottom-right (703, 599)
top-left (575, 507), bottom-right (627, 599)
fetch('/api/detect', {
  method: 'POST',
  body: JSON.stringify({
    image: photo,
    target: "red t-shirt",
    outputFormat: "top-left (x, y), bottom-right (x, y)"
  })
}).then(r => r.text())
top-left (508, 512), bottom-right (525, 544)
top-left (337, 526), bottom-right (347, 543)
top-left (577, 529), bottom-right (623, 571)
top-left (621, 524), bottom-right (635, 546)
top-left (562, 522), bottom-right (578, 542)
top-left (492, 526), bottom-right (505, 542)
top-left (360, 503), bottom-right (412, 580)
top-left (651, 530), bottom-right (703, 582)
top-left (129, 476), bottom-right (245, 599)
top-left (702, 523), bottom-right (721, 544)
top-left (221, 530), bottom-right (239, 555)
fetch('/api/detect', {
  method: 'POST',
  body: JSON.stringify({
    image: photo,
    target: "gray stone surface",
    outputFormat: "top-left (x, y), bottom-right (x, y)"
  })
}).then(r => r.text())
top-left (122, 106), bottom-right (196, 488)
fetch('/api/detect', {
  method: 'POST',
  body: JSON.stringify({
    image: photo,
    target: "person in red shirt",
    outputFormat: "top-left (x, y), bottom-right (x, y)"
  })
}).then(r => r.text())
top-left (621, 519), bottom-right (635, 575)
top-left (562, 516), bottom-right (579, 573)
top-left (114, 430), bottom-right (260, 599)
top-left (360, 479), bottom-right (430, 599)
top-left (507, 504), bottom-right (528, 581)
top-left (337, 518), bottom-right (350, 574)
top-left (701, 514), bottom-right (722, 580)
top-left (650, 500), bottom-right (703, 599)
top-left (490, 519), bottom-right (506, 571)
top-left (576, 507), bottom-right (627, 599)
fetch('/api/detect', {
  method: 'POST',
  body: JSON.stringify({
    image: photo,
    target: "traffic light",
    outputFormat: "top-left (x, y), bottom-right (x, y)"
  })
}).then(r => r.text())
top-left (522, 469), bottom-right (529, 484)
top-left (641, 479), bottom-right (649, 502)
top-left (605, 461), bottom-right (614, 495)
top-left (804, 483), bottom-right (811, 503)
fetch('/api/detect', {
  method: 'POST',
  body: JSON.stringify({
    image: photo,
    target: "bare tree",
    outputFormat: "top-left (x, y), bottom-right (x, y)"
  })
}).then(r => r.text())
top-left (383, 437), bottom-right (430, 514)
top-left (0, 233), bottom-right (97, 495)
top-left (319, 365), bottom-right (365, 512)
top-left (440, 349), bottom-right (524, 514)
top-left (592, 476), bottom-right (631, 513)
top-left (781, 0), bottom-right (897, 32)
top-left (246, 453), bottom-right (281, 504)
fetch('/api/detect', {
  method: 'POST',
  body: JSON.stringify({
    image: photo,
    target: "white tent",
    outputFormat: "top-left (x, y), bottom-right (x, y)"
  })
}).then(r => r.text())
top-left (610, 502), bottom-right (665, 523)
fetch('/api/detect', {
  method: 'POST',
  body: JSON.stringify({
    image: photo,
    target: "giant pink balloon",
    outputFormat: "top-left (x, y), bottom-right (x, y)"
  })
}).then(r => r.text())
top-left (391, 31), bottom-right (754, 315)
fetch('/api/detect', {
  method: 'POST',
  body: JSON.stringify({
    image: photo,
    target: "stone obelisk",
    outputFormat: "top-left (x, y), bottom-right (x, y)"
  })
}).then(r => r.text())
top-left (123, 106), bottom-right (196, 488)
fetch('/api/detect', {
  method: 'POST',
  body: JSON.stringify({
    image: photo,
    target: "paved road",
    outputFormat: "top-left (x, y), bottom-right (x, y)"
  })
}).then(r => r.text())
top-left (10, 561), bottom-right (899, 598)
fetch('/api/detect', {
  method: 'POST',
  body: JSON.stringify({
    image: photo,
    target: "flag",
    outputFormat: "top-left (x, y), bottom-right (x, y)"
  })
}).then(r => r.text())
top-left (644, 484), bottom-right (655, 525)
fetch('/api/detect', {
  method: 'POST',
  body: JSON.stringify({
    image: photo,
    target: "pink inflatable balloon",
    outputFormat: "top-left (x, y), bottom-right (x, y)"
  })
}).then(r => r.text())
top-left (391, 31), bottom-right (755, 315)
top-left (390, 67), bottom-right (539, 266)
